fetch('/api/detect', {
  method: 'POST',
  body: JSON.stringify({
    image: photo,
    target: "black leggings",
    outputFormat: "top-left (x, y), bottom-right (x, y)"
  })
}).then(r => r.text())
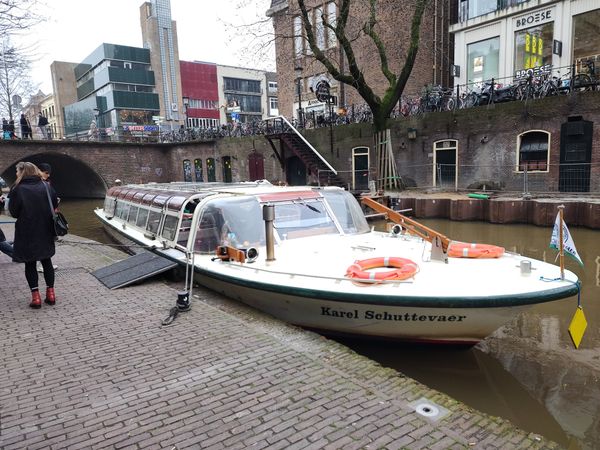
top-left (24, 258), bottom-right (54, 291)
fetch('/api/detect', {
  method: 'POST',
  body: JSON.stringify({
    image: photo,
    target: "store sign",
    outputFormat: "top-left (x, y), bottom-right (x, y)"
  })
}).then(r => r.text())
top-left (315, 80), bottom-right (331, 102)
top-left (515, 9), bottom-right (553, 29)
top-left (514, 64), bottom-right (552, 80)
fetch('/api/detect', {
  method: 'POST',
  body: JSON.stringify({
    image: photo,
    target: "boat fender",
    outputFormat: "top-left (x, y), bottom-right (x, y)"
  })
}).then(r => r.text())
top-left (447, 241), bottom-right (504, 258)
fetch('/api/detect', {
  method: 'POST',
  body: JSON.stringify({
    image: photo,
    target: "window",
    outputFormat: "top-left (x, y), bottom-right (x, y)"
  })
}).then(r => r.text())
top-left (269, 97), bottom-right (278, 110)
top-left (514, 23), bottom-right (553, 75)
top-left (194, 159), bottom-right (203, 182)
top-left (162, 215), bottom-right (179, 241)
top-left (207, 158), bottom-right (216, 182)
top-left (183, 159), bottom-right (192, 182)
top-left (294, 16), bottom-right (303, 58)
top-left (467, 37), bottom-right (500, 84)
top-left (467, 0), bottom-right (497, 19)
top-left (316, 6), bottom-right (325, 50)
top-left (223, 78), bottom-right (261, 93)
top-left (268, 81), bottom-right (278, 90)
top-left (326, 2), bottom-right (336, 48)
top-left (517, 131), bottom-right (549, 172)
top-left (573, 9), bottom-right (600, 69)
top-left (222, 156), bottom-right (232, 183)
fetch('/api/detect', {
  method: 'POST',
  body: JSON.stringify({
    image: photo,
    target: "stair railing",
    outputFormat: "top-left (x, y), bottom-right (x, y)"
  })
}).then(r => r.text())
top-left (265, 116), bottom-right (338, 176)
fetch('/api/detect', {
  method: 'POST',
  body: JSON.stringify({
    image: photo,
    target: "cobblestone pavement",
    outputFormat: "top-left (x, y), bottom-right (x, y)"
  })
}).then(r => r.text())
top-left (0, 226), bottom-right (562, 449)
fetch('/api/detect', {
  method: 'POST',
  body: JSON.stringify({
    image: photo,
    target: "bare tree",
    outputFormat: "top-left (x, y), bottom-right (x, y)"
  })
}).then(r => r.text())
top-left (298, 0), bottom-right (428, 131)
top-left (0, 39), bottom-right (36, 120)
top-left (0, 0), bottom-right (42, 36)
top-left (296, 0), bottom-right (430, 189)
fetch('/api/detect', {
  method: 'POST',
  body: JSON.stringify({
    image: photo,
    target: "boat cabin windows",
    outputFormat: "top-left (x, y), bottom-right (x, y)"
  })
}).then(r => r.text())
top-left (162, 215), bottom-right (179, 241)
top-left (147, 210), bottom-right (162, 234)
top-left (136, 208), bottom-right (149, 228)
top-left (127, 206), bottom-right (139, 225)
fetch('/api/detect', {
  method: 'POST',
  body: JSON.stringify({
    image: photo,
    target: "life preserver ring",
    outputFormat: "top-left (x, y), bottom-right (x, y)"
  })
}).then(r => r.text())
top-left (346, 257), bottom-right (418, 281)
top-left (447, 241), bottom-right (504, 258)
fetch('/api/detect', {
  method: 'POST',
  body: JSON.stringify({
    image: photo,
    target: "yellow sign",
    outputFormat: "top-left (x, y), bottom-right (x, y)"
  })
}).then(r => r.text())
top-left (568, 306), bottom-right (587, 349)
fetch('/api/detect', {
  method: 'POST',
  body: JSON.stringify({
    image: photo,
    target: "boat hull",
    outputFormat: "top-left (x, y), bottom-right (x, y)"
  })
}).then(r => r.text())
top-left (193, 270), bottom-right (528, 345)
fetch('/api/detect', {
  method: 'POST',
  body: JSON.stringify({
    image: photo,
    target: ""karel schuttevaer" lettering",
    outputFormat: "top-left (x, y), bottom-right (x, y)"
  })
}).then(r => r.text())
top-left (321, 307), bottom-right (466, 322)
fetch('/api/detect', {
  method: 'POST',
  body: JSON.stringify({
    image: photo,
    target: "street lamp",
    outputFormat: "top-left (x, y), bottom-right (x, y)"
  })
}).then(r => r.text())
top-left (182, 97), bottom-right (189, 129)
top-left (294, 65), bottom-right (303, 128)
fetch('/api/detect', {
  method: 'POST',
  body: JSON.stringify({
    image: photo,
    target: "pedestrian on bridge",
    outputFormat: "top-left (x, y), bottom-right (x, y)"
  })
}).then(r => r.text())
top-left (8, 162), bottom-right (59, 309)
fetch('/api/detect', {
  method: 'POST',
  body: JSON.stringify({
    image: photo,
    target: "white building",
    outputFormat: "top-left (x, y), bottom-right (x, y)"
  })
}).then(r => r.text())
top-left (450, 0), bottom-right (600, 87)
top-left (216, 65), bottom-right (269, 124)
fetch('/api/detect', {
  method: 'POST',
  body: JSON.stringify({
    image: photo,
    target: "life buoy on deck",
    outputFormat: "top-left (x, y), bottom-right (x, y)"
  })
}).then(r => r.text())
top-left (346, 257), bottom-right (418, 282)
top-left (447, 241), bottom-right (504, 258)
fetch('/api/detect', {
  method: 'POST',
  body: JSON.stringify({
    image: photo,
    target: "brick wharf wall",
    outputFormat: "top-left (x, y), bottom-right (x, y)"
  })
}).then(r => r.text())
top-left (272, 0), bottom-right (443, 118)
top-left (291, 91), bottom-right (600, 193)
top-left (2, 92), bottom-right (599, 197)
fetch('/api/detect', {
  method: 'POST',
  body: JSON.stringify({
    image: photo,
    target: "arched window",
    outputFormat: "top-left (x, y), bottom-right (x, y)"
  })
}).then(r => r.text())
top-left (206, 158), bottom-right (216, 182)
top-left (222, 156), bottom-right (232, 183)
top-left (517, 131), bottom-right (550, 172)
top-left (194, 159), bottom-right (203, 182)
top-left (182, 159), bottom-right (192, 182)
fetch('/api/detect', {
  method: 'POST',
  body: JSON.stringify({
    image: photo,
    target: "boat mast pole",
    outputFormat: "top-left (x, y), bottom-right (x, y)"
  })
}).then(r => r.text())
top-left (558, 204), bottom-right (565, 280)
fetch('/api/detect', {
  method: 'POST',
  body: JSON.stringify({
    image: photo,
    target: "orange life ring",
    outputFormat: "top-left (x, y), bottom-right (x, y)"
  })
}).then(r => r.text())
top-left (346, 257), bottom-right (418, 281)
top-left (447, 241), bottom-right (504, 258)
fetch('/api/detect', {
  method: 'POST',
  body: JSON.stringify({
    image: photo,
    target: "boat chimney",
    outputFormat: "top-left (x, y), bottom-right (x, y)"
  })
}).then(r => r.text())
top-left (263, 205), bottom-right (276, 261)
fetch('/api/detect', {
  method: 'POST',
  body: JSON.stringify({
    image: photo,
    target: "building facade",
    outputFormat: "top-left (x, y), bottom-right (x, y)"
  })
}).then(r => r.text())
top-left (217, 65), bottom-right (270, 124)
top-left (62, 43), bottom-right (159, 138)
top-left (267, 0), bottom-right (452, 122)
top-left (180, 61), bottom-right (220, 129)
top-left (140, 0), bottom-right (185, 130)
top-left (50, 61), bottom-right (78, 139)
top-left (450, 0), bottom-right (600, 88)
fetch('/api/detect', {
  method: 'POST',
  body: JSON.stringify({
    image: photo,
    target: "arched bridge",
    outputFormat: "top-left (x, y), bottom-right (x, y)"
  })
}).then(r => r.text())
top-left (0, 139), bottom-right (217, 198)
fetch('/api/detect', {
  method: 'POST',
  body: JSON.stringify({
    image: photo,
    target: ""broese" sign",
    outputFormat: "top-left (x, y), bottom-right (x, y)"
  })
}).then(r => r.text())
top-left (515, 9), bottom-right (553, 29)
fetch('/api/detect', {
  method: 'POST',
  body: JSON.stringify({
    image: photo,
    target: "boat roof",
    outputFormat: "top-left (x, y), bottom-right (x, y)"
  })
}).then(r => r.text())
top-left (106, 181), bottom-right (343, 211)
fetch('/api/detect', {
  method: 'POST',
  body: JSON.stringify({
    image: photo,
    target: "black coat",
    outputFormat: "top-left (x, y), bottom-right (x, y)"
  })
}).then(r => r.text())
top-left (8, 176), bottom-right (58, 263)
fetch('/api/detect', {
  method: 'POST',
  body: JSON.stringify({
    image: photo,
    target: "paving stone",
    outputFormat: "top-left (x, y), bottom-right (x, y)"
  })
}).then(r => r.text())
top-left (0, 231), bottom-right (563, 450)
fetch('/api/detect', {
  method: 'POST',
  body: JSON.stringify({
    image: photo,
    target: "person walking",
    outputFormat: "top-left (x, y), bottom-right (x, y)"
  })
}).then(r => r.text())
top-left (20, 113), bottom-right (32, 139)
top-left (37, 112), bottom-right (49, 139)
top-left (8, 161), bottom-right (59, 308)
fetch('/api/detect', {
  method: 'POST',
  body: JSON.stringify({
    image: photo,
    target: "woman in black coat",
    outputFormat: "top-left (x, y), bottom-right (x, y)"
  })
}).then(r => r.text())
top-left (8, 161), bottom-right (59, 308)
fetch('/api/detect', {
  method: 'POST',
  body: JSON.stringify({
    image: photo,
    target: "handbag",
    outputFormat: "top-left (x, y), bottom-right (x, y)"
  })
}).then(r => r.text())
top-left (43, 182), bottom-right (68, 236)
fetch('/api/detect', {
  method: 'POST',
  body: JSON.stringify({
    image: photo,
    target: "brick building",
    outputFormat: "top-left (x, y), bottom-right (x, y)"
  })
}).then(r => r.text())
top-left (267, 0), bottom-right (453, 121)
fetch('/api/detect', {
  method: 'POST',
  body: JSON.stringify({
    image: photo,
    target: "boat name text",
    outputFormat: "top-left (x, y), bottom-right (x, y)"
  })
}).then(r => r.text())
top-left (321, 307), bottom-right (466, 322)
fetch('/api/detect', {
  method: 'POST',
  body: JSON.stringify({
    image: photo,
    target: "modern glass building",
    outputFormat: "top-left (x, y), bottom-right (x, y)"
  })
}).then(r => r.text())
top-left (63, 43), bottom-right (159, 138)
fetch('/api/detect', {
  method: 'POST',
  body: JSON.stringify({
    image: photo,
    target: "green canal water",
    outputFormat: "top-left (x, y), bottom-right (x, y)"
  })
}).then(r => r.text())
top-left (60, 199), bottom-right (600, 450)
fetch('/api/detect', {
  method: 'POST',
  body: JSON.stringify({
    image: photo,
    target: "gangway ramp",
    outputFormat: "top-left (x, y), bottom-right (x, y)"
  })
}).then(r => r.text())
top-left (92, 251), bottom-right (178, 289)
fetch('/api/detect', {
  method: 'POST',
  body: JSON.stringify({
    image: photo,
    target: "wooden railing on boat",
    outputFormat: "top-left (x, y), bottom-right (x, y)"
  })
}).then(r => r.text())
top-left (361, 197), bottom-right (450, 252)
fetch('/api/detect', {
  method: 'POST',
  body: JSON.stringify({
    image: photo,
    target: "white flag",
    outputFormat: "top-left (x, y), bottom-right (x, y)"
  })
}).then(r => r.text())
top-left (550, 212), bottom-right (583, 266)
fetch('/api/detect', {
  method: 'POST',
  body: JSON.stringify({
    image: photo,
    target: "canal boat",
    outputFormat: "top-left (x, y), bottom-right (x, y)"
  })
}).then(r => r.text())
top-left (94, 181), bottom-right (579, 345)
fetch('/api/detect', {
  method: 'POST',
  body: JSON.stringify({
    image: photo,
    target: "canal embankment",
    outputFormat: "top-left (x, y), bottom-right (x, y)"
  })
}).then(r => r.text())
top-left (0, 221), bottom-right (562, 449)
top-left (387, 191), bottom-right (600, 229)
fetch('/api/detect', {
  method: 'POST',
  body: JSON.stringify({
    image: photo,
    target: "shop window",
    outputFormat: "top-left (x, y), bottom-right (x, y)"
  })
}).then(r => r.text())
top-left (514, 23), bottom-right (553, 77)
top-left (573, 9), bottom-right (600, 72)
top-left (517, 131), bottom-right (550, 172)
top-left (467, 37), bottom-right (499, 85)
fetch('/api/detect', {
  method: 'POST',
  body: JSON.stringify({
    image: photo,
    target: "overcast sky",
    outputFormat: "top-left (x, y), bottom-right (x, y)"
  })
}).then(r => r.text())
top-left (24, 0), bottom-right (273, 93)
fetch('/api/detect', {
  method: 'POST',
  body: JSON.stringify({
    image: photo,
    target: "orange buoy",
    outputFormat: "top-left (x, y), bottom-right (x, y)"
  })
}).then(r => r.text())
top-left (346, 257), bottom-right (418, 281)
top-left (447, 241), bottom-right (504, 258)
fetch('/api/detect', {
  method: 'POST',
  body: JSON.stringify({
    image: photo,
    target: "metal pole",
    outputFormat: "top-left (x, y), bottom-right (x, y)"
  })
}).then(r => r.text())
top-left (297, 77), bottom-right (303, 128)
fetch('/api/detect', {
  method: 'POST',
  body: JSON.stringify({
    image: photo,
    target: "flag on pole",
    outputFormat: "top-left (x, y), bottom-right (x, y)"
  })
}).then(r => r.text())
top-left (550, 212), bottom-right (583, 266)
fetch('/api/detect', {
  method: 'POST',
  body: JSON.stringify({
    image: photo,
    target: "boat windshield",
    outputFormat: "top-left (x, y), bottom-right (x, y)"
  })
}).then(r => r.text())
top-left (272, 198), bottom-right (340, 240)
top-left (195, 196), bottom-right (265, 252)
top-left (321, 190), bottom-right (370, 234)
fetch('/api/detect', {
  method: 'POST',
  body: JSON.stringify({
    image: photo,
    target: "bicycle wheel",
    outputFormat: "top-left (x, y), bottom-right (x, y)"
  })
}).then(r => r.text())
top-left (463, 92), bottom-right (477, 108)
top-left (444, 97), bottom-right (455, 111)
top-left (573, 74), bottom-right (592, 92)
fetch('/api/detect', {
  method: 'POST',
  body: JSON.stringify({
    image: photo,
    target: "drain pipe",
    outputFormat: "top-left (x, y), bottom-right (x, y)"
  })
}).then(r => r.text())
top-left (263, 204), bottom-right (275, 261)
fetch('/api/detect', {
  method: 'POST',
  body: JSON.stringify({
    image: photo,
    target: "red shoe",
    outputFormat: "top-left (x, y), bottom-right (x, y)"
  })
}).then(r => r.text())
top-left (45, 287), bottom-right (56, 306)
top-left (30, 290), bottom-right (42, 309)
